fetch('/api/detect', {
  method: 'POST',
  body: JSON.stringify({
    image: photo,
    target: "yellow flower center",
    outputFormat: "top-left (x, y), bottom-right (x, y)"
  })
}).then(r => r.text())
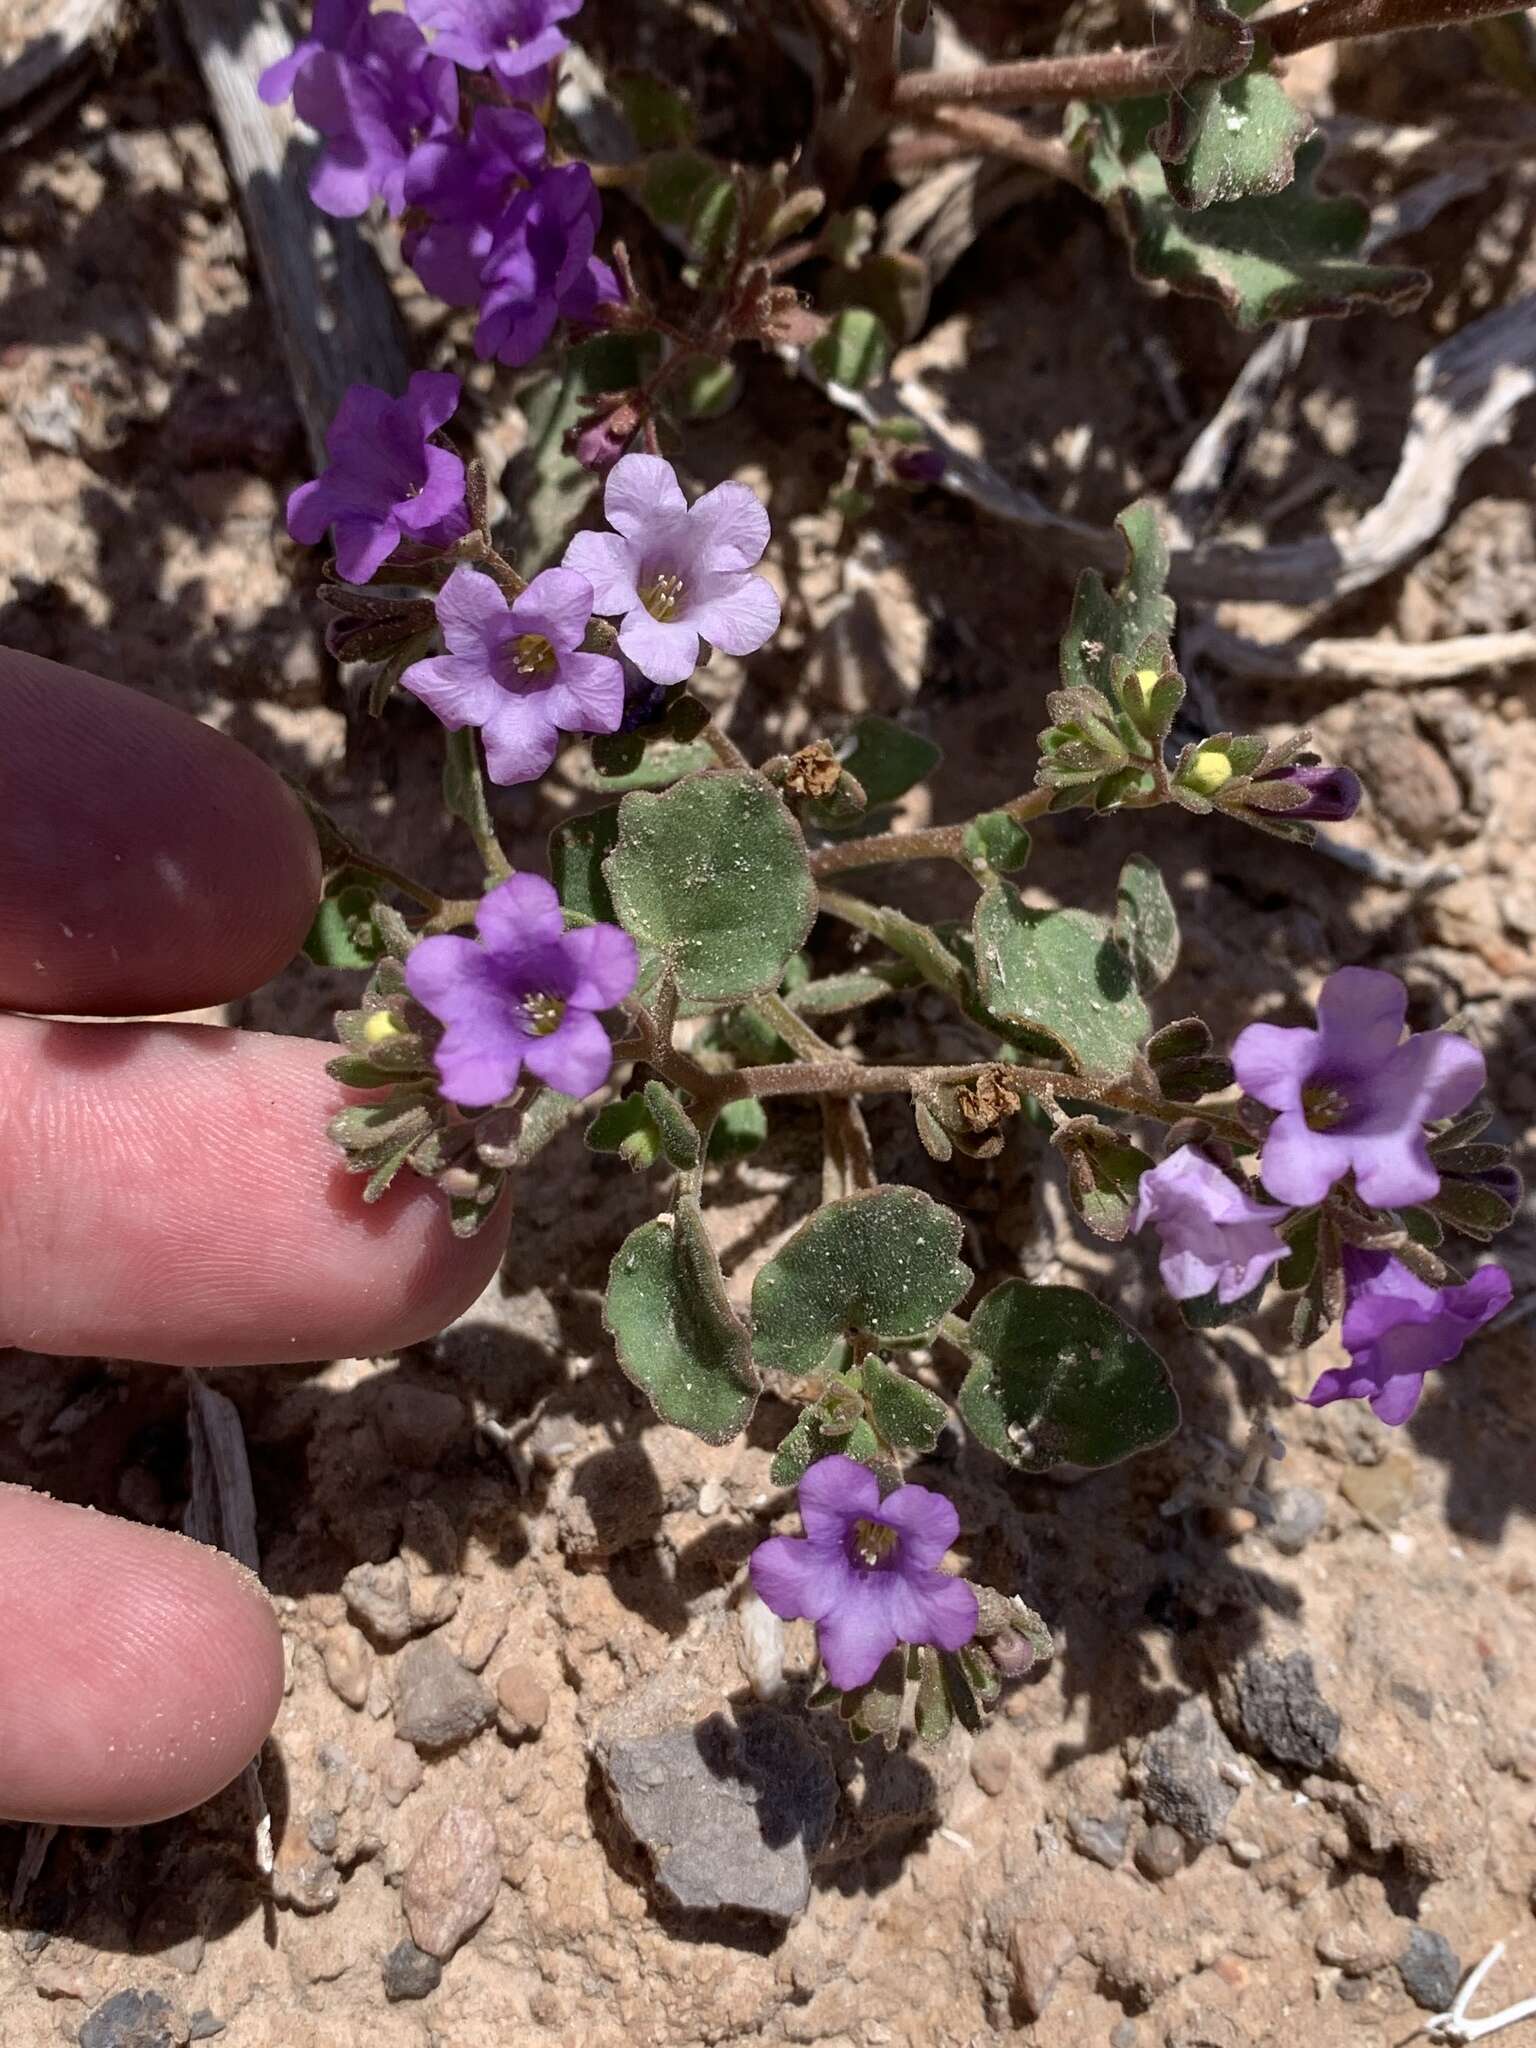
top-left (362, 1011), bottom-right (402, 1044)
top-left (1183, 748), bottom-right (1234, 797)
top-left (522, 992), bottom-right (566, 1037)
top-left (851, 1518), bottom-right (899, 1569)
top-left (1302, 1082), bottom-right (1348, 1131)
top-left (640, 572), bottom-right (686, 622)
top-left (511, 632), bottom-right (557, 677)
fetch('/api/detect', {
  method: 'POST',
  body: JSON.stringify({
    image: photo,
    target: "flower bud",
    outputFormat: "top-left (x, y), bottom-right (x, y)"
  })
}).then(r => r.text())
top-left (1254, 762), bottom-right (1362, 823)
top-left (566, 391), bottom-right (644, 475)
top-left (1181, 746), bottom-right (1235, 797)
top-left (892, 446), bottom-right (945, 487)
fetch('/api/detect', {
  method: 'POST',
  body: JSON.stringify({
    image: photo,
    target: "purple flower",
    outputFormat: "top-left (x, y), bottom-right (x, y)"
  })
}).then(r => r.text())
top-left (1132, 1147), bottom-right (1291, 1305)
top-left (563, 455), bottom-right (781, 686)
top-left (292, 15), bottom-right (458, 218)
top-left (405, 873), bottom-right (638, 1106)
top-left (1256, 763), bottom-right (1363, 823)
top-left (749, 1456), bottom-right (978, 1692)
top-left (406, 0), bottom-right (580, 93)
top-left (473, 165), bottom-right (617, 367)
top-left (402, 565), bottom-right (623, 784)
top-left (402, 107), bottom-right (547, 303)
top-left (1232, 967), bottom-right (1486, 1210)
top-left (1304, 1248), bottom-right (1511, 1425)
top-left (258, 0), bottom-right (372, 106)
top-left (287, 373), bottom-right (470, 585)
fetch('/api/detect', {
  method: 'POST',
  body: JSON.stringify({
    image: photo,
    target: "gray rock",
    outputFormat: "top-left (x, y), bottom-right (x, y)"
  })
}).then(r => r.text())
top-left (1135, 1823), bottom-right (1186, 1881)
top-left (1068, 1808), bottom-right (1130, 1869)
top-left (1235, 1653), bottom-right (1341, 1770)
top-left (78, 1990), bottom-right (176, 2048)
top-left (1139, 1700), bottom-right (1242, 1844)
top-left (403, 1805), bottom-right (502, 1960)
top-left (392, 1640), bottom-right (494, 1752)
top-left (382, 1940), bottom-right (444, 2003)
top-left (343, 1558), bottom-right (415, 1646)
top-left (187, 2016), bottom-right (225, 2042)
top-left (1398, 1928), bottom-right (1461, 2012)
top-left (1267, 1486), bottom-right (1326, 1556)
top-left (596, 1707), bottom-right (836, 1924)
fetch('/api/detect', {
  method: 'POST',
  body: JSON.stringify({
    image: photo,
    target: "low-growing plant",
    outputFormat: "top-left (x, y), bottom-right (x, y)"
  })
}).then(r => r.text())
top-left (269, 0), bottom-right (1520, 1747)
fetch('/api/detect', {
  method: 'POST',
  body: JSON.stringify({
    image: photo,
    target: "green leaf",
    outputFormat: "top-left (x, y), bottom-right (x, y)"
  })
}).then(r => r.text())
top-left (604, 771), bottom-right (816, 1003)
top-left (862, 1353), bottom-right (948, 1453)
top-left (605, 1197), bottom-right (757, 1443)
top-left (587, 1094), bottom-right (664, 1171)
top-left (1156, 64), bottom-right (1314, 212)
top-left (1428, 1177), bottom-right (1515, 1243)
top-left (614, 71), bottom-right (695, 148)
top-left (708, 1095), bottom-right (769, 1162)
top-left (642, 1080), bottom-right (702, 1170)
top-left (751, 1187), bottom-right (971, 1376)
top-left (1072, 106), bottom-right (1429, 330)
top-left (550, 804), bottom-right (622, 925)
top-left (1056, 1119), bottom-right (1154, 1242)
top-left (588, 732), bottom-right (717, 791)
top-left (1180, 1275), bottom-right (1268, 1328)
top-left (972, 882), bottom-right (1150, 1078)
top-left (771, 1409), bottom-right (883, 1487)
top-left (639, 149), bottom-right (719, 231)
top-left (675, 356), bottom-right (742, 421)
top-left (962, 811), bottom-right (1032, 877)
top-left (443, 727), bottom-right (496, 849)
top-left (823, 251), bottom-right (928, 345)
top-left (809, 307), bottom-right (893, 390)
top-left (304, 877), bottom-right (385, 969)
top-left (1114, 853), bottom-right (1180, 991)
top-left (1059, 499), bottom-right (1175, 704)
top-left (819, 892), bottom-right (967, 1006)
top-left (839, 713), bottom-right (941, 809)
top-left (957, 1282), bottom-right (1179, 1472)
top-left (914, 1647), bottom-right (953, 1743)
top-left (790, 964), bottom-right (919, 1016)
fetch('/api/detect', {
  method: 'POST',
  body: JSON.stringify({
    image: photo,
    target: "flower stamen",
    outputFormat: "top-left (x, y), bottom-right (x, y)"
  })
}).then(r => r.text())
top-left (850, 1517), bottom-right (899, 1569)
top-left (521, 991), bottom-right (566, 1037)
top-left (1302, 1083), bottom-right (1349, 1132)
top-left (511, 632), bottom-right (557, 677)
top-left (640, 571), bottom-right (685, 622)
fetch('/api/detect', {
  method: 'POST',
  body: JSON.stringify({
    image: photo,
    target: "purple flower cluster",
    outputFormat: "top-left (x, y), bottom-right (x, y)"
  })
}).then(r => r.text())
top-left (750, 1456), bottom-right (978, 1691)
top-left (405, 872), bottom-right (637, 1107)
top-left (262, 0), bottom-right (613, 364)
top-left (1131, 967), bottom-right (1508, 1426)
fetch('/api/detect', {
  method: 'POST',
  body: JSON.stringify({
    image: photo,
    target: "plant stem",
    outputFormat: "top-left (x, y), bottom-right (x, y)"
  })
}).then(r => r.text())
top-left (810, 788), bottom-right (1055, 879)
top-left (702, 720), bottom-right (754, 773)
top-left (890, 0), bottom-right (1526, 111)
top-left (756, 990), bottom-right (842, 1064)
top-left (913, 106), bottom-right (1084, 183)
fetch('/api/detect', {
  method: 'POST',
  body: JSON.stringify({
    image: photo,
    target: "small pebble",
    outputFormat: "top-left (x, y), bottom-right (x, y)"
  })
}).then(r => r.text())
top-left (307, 1810), bottom-right (339, 1855)
top-left (1135, 1824), bottom-right (1185, 1881)
top-left (78, 1989), bottom-right (176, 2048)
top-left (1341, 1452), bottom-right (1415, 1531)
top-left (403, 1805), bottom-right (502, 1960)
top-left (393, 1639), bottom-right (494, 1752)
top-left (458, 1605), bottom-right (508, 1673)
top-left (382, 1939), bottom-right (443, 2003)
top-left (1068, 1810), bottom-right (1130, 1869)
top-left (496, 1663), bottom-right (550, 1741)
top-left (969, 1731), bottom-right (1011, 1796)
top-left (1007, 1919), bottom-right (1075, 2021)
top-left (1267, 1486), bottom-right (1326, 1556)
top-left (380, 1738), bottom-right (424, 1807)
top-left (188, 2016), bottom-right (226, 2042)
top-left (321, 1625), bottom-right (372, 1709)
top-left (1397, 1928), bottom-right (1462, 2012)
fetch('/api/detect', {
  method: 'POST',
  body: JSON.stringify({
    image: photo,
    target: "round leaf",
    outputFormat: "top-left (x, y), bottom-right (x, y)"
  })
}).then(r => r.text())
top-left (606, 1197), bottom-right (757, 1443)
top-left (1114, 854), bottom-right (1180, 991)
top-left (751, 1187), bottom-right (971, 1376)
top-left (604, 771), bottom-right (815, 1003)
top-left (957, 1281), bottom-right (1179, 1472)
top-left (973, 881), bottom-right (1150, 1078)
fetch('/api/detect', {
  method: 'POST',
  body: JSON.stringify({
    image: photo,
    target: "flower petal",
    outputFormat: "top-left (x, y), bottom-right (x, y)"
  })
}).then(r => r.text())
top-left (686, 571), bottom-right (781, 658)
top-left (1368, 1373), bottom-right (1427, 1427)
top-left (1315, 967), bottom-right (1407, 1079)
top-left (686, 480), bottom-right (770, 571)
top-left (1230, 1022), bottom-right (1314, 1113)
top-left (401, 368), bottom-right (464, 441)
top-left (749, 1534), bottom-right (850, 1624)
top-left (405, 939), bottom-right (525, 1106)
top-left (1256, 1112), bottom-right (1348, 1207)
top-left (604, 453), bottom-right (687, 541)
top-left (481, 702), bottom-right (561, 786)
top-left (815, 1594), bottom-right (902, 1691)
top-left (1376, 1028), bottom-right (1486, 1129)
top-left (797, 1454), bottom-right (879, 1546)
top-left (330, 512), bottom-right (401, 585)
top-left (514, 566), bottom-right (595, 653)
top-left (562, 529), bottom-right (640, 616)
top-left (877, 1483), bottom-right (960, 1572)
top-left (433, 564), bottom-right (509, 656)
top-left (1345, 1127), bottom-right (1441, 1210)
top-left (400, 652), bottom-right (505, 730)
top-left (523, 1005), bottom-right (613, 1096)
top-left (880, 1570), bottom-right (978, 1655)
top-left (618, 608), bottom-right (700, 686)
top-left (543, 652), bottom-right (625, 735)
top-left (475, 872), bottom-right (565, 955)
top-left (559, 923), bottom-right (639, 1010)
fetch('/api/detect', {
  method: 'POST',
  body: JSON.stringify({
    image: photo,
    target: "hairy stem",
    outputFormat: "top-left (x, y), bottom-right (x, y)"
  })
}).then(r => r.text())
top-left (810, 788), bottom-right (1055, 879)
top-left (702, 719), bottom-right (754, 773)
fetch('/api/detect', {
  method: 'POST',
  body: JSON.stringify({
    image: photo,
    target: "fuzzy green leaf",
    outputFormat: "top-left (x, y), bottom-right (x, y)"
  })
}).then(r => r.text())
top-left (972, 882), bottom-right (1150, 1078)
top-left (605, 1197), bottom-right (757, 1443)
top-left (708, 1095), bottom-right (770, 1161)
top-left (642, 1080), bottom-right (702, 1170)
top-left (1059, 500), bottom-right (1175, 703)
top-left (604, 772), bottom-right (816, 1003)
top-left (550, 803), bottom-right (622, 925)
top-left (839, 714), bottom-right (941, 810)
top-left (587, 1094), bottom-right (664, 1171)
top-left (1058, 1120), bottom-right (1154, 1242)
top-left (304, 879), bottom-right (384, 969)
top-left (862, 1353), bottom-right (948, 1453)
top-left (751, 1187), bottom-right (971, 1376)
top-left (771, 1408), bottom-right (883, 1487)
top-left (1114, 853), bottom-right (1180, 991)
top-left (809, 307), bottom-right (892, 390)
top-left (962, 811), bottom-right (1032, 877)
top-left (958, 1282), bottom-right (1179, 1472)
top-left (614, 70), bottom-right (695, 149)
top-left (1072, 105), bottom-right (1429, 330)
top-left (588, 731), bottom-right (717, 791)
top-left (1157, 64), bottom-right (1314, 212)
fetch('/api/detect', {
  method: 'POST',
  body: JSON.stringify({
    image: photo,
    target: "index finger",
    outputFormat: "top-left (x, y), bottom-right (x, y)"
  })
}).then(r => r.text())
top-left (0, 647), bottom-right (322, 1016)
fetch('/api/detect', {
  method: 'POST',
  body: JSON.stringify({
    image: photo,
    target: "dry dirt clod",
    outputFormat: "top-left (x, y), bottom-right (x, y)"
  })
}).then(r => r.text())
top-left (373, 1377), bottom-right (465, 1469)
top-left (320, 1623), bottom-right (372, 1709)
top-left (969, 1728), bottom-right (1011, 1795)
top-left (402, 1805), bottom-right (502, 1961)
top-left (1266, 1485), bottom-right (1327, 1555)
top-left (1007, 1919), bottom-right (1076, 2021)
top-left (392, 1639), bottom-right (495, 1752)
top-left (495, 1663), bottom-right (550, 1740)
top-left (77, 1989), bottom-right (181, 2048)
top-left (379, 1738), bottom-right (424, 1807)
top-left (1232, 1652), bottom-right (1341, 1771)
top-left (342, 1558), bottom-right (416, 1646)
top-left (1138, 1700), bottom-right (1244, 1844)
top-left (381, 1939), bottom-right (443, 2003)
top-left (458, 1605), bottom-right (509, 1672)
top-left (1341, 1451), bottom-right (1417, 1530)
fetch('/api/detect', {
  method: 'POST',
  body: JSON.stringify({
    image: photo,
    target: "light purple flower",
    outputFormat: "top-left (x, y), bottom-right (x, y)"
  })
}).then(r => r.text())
top-left (749, 1456), bottom-right (978, 1692)
top-left (1132, 1148), bottom-right (1291, 1306)
top-left (1232, 968), bottom-right (1486, 1210)
top-left (1256, 762), bottom-right (1363, 823)
top-left (563, 454), bottom-right (781, 686)
top-left (292, 15), bottom-right (458, 218)
top-left (287, 373), bottom-right (469, 584)
top-left (1304, 1247), bottom-right (1511, 1425)
top-left (407, 0), bottom-right (580, 92)
top-left (258, 0), bottom-right (371, 106)
top-left (402, 565), bottom-right (623, 785)
top-left (405, 873), bottom-right (638, 1107)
